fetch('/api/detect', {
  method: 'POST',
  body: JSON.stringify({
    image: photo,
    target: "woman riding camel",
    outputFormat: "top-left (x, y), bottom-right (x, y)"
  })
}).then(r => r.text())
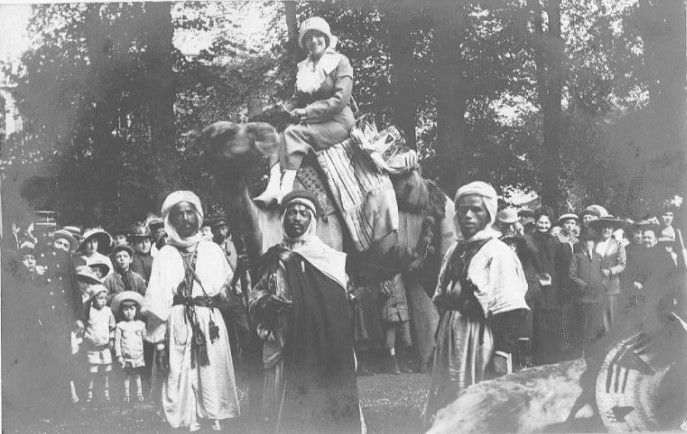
top-left (255, 16), bottom-right (355, 206)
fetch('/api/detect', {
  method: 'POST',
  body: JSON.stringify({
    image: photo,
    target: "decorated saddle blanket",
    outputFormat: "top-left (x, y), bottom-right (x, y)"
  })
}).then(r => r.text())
top-left (314, 139), bottom-right (399, 253)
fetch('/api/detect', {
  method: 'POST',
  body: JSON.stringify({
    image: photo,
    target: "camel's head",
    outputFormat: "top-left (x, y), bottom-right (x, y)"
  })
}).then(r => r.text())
top-left (196, 121), bottom-right (280, 181)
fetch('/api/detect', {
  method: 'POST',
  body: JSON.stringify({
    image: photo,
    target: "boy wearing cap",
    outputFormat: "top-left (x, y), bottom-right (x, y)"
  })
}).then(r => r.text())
top-left (103, 244), bottom-right (146, 303)
top-left (130, 225), bottom-right (154, 283)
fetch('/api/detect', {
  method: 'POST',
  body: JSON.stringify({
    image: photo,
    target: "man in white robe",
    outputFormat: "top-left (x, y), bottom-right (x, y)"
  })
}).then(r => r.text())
top-left (143, 191), bottom-right (240, 432)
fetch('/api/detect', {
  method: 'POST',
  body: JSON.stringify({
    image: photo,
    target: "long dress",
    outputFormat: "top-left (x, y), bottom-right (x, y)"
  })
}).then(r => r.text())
top-left (250, 246), bottom-right (361, 433)
top-left (144, 240), bottom-right (240, 429)
top-left (425, 238), bottom-right (528, 425)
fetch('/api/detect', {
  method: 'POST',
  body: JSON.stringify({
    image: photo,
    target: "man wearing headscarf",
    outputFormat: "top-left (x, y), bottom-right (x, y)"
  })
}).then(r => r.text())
top-left (143, 191), bottom-right (239, 432)
top-left (248, 190), bottom-right (361, 433)
top-left (425, 181), bottom-right (529, 426)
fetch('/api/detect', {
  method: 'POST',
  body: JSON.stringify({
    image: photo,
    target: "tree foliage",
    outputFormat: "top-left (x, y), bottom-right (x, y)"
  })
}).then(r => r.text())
top-left (1, 0), bottom-right (685, 231)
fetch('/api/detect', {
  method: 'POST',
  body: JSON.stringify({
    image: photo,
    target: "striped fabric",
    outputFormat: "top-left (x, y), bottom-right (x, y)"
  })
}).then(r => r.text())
top-left (316, 139), bottom-right (399, 252)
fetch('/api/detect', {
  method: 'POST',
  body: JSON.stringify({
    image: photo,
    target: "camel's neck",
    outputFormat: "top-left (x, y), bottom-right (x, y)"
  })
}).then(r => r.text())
top-left (220, 177), bottom-right (263, 280)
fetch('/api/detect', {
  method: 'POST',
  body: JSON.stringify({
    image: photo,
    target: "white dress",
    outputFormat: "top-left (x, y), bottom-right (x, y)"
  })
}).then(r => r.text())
top-left (144, 240), bottom-right (240, 428)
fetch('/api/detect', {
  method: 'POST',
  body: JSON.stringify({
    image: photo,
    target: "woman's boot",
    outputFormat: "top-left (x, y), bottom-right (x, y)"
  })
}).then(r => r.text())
top-left (276, 169), bottom-right (298, 204)
top-left (254, 164), bottom-right (282, 207)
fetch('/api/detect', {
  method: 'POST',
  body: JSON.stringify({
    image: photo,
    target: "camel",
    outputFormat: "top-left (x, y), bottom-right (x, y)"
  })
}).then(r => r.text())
top-left (196, 121), bottom-right (687, 432)
top-left (198, 120), bottom-right (456, 370)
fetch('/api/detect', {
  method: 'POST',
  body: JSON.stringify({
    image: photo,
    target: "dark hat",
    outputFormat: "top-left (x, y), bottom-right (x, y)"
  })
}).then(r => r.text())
top-left (589, 216), bottom-right (626, 230)
top-left (148, 217), bottom-right (164, 231)
top-left (129, 225), bottom-right (152, 239)
top-left (111, 244), bottom-right (134, 257)
top-left (280, 190), bottom-right (322, 217)
top-left (79, 228), bottom-right (113, 252)
top-left (209, 217), bottom-right (229, 227)
top-left (518, 208), bottom-right (535, 218)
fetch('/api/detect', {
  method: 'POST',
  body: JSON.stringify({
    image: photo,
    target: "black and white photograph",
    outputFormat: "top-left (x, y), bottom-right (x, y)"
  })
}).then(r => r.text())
top-left (1, 0), bottom-right (686, 432)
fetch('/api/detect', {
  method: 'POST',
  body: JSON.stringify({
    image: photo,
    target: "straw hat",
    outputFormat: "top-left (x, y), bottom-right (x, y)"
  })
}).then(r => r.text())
top-left (589, 215), bottom-right (627, 230)
top-left (87, 256), bottom-right (111, 277)
top-left (85, 284), bottom-right (108, 302)
top-left (111, 291), bottom-right (145, 316)
top-left (76, 265), bottom-right (102, 285)
top-left (53, 229), bottom-right (78, 251)
top-left (556, 213), bottom-right (579, 225)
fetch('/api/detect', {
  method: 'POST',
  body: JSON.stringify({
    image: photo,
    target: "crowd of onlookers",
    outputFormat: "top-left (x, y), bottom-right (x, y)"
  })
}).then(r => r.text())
top-left (2, 215), bottom-right (237, 425)
top-left (1, 201), bottom-right (684, 426)
top-left (350, 203), bottom-right (686, 376)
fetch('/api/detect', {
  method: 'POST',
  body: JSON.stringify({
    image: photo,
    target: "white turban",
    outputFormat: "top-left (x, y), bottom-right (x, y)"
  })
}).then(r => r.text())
top-left (454, 181), bottom-right (498, 226)
top-left (161, 191), bottom-right (204, 249)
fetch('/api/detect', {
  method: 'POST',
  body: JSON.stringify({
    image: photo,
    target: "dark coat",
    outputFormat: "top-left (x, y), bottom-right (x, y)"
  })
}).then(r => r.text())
top-left (531, 232), bottom-right (564, 308)
top-left (569, 249), bottom-right (605, 304)
top-left (130, 251), bottom-right (153, 283)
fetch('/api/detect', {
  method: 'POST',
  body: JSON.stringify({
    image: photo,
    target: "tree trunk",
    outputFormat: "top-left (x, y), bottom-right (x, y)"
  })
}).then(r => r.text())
top-left (284, 1), bottom-right (300, 65)
top-left (142, 2), bottom-right (177, 204)
top-left (530, 0), bottom-right (564, 211)
top-left (385, 2), bottom-right (418, 148)
top-left (433, 2), bottom-right (468, 195)
top-left (83, 3), bottom-right (120, 225)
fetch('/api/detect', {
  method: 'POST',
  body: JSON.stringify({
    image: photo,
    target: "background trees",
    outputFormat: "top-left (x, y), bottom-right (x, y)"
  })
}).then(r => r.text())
top-left (1, 0), bottom-right (685, 232)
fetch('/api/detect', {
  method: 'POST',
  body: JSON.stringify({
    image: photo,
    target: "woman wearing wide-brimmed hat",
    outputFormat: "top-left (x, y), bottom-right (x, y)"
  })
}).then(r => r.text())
top-left (78, 229), bottom-right (114, 278)
top-left (589, 216), bottom-right (627, 332)
top-left (255, 16), bottom-right (356, 205)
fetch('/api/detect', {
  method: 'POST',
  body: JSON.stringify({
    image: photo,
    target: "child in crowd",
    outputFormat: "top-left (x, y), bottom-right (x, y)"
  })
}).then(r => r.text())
top-left (111, 228), bottom-right (129, 247)
top-left (89, 258), bottom-right (111, 281)
top-left (103, 244), bottom-right (146, 303)
top-left (80, 285), bottom-right (116, 402)
top-left (18, 241), bottom-right (43, 280)
top-left (111, 291), bottom-right (146, 403)
top-left (129, 225), bottom-right (154, 283)
top-left (76, 265), bottom-right (103, 304)
top-left (377, 273), bottom-right (413, 374)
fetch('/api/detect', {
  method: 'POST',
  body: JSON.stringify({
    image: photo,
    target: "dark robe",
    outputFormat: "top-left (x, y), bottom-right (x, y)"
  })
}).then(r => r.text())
top-left (252, 246), bottom-right (360, 433)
